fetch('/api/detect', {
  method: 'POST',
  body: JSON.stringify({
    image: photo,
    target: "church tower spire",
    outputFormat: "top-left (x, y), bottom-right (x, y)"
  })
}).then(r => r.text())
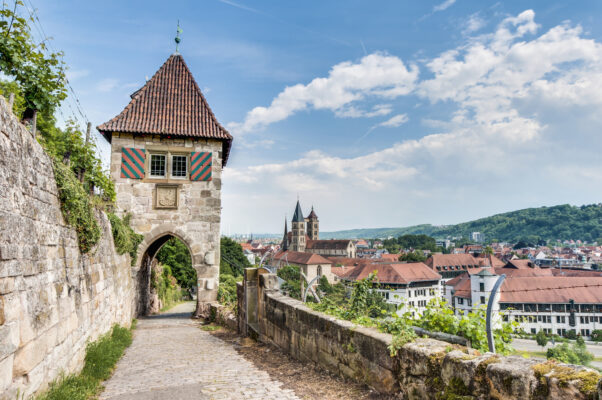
top-left (291, 200), bottom-right (306, 252)
top-left (307, 206), bottom-right (319, 240)
top-left (282, 216), bottom-right (289, 251)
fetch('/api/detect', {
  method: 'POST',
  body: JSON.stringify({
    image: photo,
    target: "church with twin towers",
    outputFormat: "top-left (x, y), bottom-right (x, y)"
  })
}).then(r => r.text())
top-left (281, 200), bottom-right (356, 258)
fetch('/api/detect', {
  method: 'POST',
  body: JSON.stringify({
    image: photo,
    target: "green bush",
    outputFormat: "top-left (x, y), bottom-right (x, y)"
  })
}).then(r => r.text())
top-left (277, 265), bottom-right (302, 299)
top-left (107, 213), bottom-right (143, 266)
top-left (37, 324), bottom-right (133, 400)
top-left (52, 159), bottom-right (100, 253)
top-left (151, 264), bottom-right (185, 311)
top-left (590, 329), bottom-right (602, 342)
top-left (218, 274), bottom-right (240, 308)
top-left (547, 339), bottom-right (593, 366)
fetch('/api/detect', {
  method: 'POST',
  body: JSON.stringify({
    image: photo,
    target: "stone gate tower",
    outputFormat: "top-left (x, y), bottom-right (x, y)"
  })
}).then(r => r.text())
top-left (98, 53), bottom-right (232, 315)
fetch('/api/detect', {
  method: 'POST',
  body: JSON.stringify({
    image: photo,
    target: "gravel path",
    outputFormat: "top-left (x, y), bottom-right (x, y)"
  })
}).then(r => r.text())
top-left (99, 302), bottom-right (300, 400)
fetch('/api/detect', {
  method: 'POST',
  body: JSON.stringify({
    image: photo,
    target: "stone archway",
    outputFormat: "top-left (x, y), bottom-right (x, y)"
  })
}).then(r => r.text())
top-left (135, 226), bottom-right (217, 317)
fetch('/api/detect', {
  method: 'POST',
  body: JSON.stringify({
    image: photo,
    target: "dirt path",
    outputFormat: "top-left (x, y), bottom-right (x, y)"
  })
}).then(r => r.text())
top-left (209, 328), bottom-right (398, 400)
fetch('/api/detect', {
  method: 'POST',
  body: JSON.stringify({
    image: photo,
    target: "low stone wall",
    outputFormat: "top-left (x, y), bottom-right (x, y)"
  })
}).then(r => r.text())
top-left (242, 273), bottom-right (602, 399)
top-left (0, 97), bottom-right (136, 399)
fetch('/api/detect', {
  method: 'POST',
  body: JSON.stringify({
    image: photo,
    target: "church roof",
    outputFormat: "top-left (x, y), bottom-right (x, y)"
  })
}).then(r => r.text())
top-left (292, 200), bottom-right (305, 223)
top-left (306, 239), bottom-right (352, 250)
top-left (97, 53), bottom-right (233, 165)
top-left (307, 207), bottom-right (318, 219)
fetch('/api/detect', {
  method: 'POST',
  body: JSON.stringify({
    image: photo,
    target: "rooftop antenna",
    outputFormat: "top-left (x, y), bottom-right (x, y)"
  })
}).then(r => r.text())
top-left (175, 20), bottom-right (183, 53)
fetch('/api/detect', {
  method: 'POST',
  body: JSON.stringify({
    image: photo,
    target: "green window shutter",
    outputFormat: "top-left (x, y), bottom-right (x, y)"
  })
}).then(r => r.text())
top-left (190, 152), bottom-right (212, 181)
top-left (120, 148), bottom-right (146, 179)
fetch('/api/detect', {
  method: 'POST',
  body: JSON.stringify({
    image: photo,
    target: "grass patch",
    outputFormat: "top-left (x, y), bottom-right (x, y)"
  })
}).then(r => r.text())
top-left (200, 324), bottom-right (221, 332)
top-left (37, 324), bottom-right (134, 400)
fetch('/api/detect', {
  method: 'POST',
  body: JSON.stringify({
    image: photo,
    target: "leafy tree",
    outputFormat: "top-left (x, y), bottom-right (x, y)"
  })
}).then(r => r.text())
top-left (220, 237), bottom-right (251, 277)
top-left (277, 264), bottom-right (301, 299)
top-left (536, 330), bottom-right (549, 349)
top-left (399, 250), bottom-right (427, 263)
top-left (484, 246), bottom-right (494, 255)
top-left (155, 238), bottom-right (196, 292)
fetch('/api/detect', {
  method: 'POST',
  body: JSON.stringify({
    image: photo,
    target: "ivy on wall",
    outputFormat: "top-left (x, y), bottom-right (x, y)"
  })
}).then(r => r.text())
top-left (51, 158), bottom-right (101, 253)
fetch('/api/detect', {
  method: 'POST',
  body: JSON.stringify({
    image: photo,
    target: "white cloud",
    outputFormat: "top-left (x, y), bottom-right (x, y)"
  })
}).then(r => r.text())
top-left (463, 13), bottom-right (486, 35)
top-left (377, 113), bottom-right (409, 128)
top-left (433, 0), bottom-right (456, 12)
top-left (96, 78), bottom-right (119, 92)
top-left (228, 53), bottom-right (418, 134)
top-left (223, 10), bottom-right (602, 232)
top-left (335, 104), bottom-right (392, 118)
top-left (66, 69), bottom-right (89, 81)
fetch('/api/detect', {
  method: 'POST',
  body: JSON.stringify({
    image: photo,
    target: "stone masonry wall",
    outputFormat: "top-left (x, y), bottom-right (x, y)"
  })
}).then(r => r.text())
top-left (248, 276), bottom-right (602, 399)
top-left (0, 97), bottom-right (136, 399)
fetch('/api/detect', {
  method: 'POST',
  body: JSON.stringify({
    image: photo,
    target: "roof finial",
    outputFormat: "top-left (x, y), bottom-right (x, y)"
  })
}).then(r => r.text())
top-left (175, 20), bottom-right (183, 54)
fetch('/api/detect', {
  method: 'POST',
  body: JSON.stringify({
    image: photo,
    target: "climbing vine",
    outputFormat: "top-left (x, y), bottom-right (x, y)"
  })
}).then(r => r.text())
top-left (51, 158), bottom-right (100, 253)
top-left (107, 213), bottom-right (143, 265)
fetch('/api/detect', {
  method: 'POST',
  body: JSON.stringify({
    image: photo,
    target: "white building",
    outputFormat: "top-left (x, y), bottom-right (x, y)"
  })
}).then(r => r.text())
top-left (445, 267), bottom-right (602, 338)
top-left (341, 261), bottom-right (442, 316)
top-left (471, 232), bottom-right (484, 243)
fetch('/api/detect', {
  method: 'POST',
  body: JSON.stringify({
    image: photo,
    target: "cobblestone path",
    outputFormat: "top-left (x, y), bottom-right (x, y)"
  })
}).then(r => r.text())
top-left (99, 302), bottom-right (300, 400)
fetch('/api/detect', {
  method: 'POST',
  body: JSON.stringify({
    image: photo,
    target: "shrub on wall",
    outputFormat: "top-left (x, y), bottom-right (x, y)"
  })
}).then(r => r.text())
top-left (107, 213), bottom-right (143, 265)
top-left (52, 158), bottom-right (100, 253)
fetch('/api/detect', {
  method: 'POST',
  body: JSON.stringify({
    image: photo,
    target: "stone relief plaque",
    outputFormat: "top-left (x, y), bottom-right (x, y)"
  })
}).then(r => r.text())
top-left (155, 185), bottom-right (178, 209)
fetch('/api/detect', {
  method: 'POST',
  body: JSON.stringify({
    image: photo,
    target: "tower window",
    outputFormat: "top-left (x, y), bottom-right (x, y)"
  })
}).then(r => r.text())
top-left (171, 155), bottom-right (187, 178)
top-left (150, 154), bottom-right (166, 177)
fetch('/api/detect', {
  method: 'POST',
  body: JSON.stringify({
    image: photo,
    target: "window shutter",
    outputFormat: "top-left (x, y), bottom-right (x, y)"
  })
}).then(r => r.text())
top-left (120, 148), bottom-right (146, 179)
top-left (190, 152), bottom-right (212, 181)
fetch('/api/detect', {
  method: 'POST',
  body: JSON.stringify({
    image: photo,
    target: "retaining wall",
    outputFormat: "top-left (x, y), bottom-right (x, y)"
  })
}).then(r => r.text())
top-left (0, 97), bottom-right (136, 399)
top-left (243, 273), bottom-right (602, 399)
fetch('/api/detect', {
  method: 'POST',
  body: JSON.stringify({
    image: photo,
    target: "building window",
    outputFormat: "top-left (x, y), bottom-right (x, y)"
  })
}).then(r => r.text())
top-left (479, 282), bottom-right (484, 292)
top-left (458, 298), bottom-right (464, 305)
top-left (317, 265), bottom-right (322, 277)
top-left (150, 154), bottom-right (166, 177)
top-left (171, 155), bottom-right (187, 178)
top-left (480, 296), bottom-right (486, 304)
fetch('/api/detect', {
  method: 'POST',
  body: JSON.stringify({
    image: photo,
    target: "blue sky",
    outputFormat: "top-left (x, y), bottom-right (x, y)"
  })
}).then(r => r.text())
top-left (31, 0), bottom-right (602, 234)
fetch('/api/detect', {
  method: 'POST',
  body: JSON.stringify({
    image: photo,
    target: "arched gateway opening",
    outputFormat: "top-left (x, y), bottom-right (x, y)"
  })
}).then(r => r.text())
top-left (137, 234), bottom-right (197, 316)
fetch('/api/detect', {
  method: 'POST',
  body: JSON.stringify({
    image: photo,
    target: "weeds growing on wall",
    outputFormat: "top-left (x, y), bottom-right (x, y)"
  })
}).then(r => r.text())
top-left (51, 159), bottom-right (100, 253)
top-left (151, 263), bottom-right (186, 311)
top-left (306, 273), bottom-right (516, 356)
top-left (107, 213), bottom-right (143, 266)
top-left (217, 274), bottom-right (241, 309)
top-left (36, 324), bottom-right (134, 400)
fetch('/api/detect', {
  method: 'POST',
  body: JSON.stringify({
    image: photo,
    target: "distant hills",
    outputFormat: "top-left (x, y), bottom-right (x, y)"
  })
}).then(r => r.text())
top-left (320, 204), bottom-right (602, 243)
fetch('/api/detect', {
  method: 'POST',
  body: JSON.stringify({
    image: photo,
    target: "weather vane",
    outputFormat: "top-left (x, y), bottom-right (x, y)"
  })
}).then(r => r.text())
top-left (175, 20), bottom-right (183, 53)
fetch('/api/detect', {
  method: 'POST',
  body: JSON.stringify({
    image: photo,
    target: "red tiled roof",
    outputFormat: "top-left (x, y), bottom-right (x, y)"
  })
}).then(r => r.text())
top-left (477, 254), bottom-right (506, 268)
top-left (272, 250), bottom-right (332, 265)
top-left (344, 262), bottom-right (441, 284)
top-left (380, 254), bottom-right (400, 261)
top-left (426, 254), bottom-right (480, 269)
top-left (550, 269), bottom-right (602, 277)
top-left (504, 260), bottom-right (537, 270)
top-left (97, 54), bottom-right (233, 165)
top-left (306, 239), bottom-right (353, 250)
top-left (326, 257), bottom-right (371, 267)
top-left (445, 273), bottom-right (471, 299)
top-left (500, 277), bottom-right (602, 304)
top-left (331, 266), bottom-right (355, 279)
top-left (493, 268), bottom-right (552, 278)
